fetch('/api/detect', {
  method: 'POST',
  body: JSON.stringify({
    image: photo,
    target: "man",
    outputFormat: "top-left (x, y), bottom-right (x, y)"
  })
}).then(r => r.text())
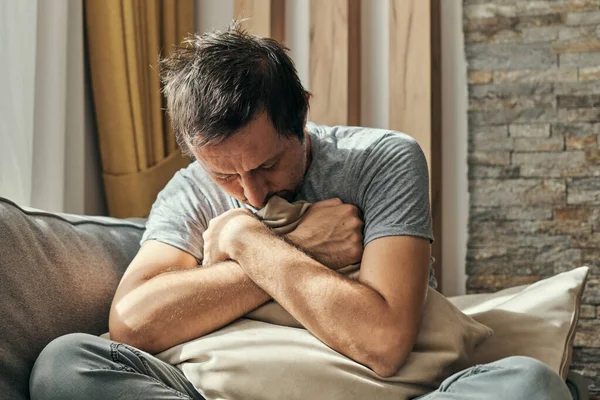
top-left (30, 23), bottom-right (571, 400)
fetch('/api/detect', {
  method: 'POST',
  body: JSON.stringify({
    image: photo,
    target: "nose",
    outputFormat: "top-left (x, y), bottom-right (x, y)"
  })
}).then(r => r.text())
top-left (241, 173), bottom-right (268, 208)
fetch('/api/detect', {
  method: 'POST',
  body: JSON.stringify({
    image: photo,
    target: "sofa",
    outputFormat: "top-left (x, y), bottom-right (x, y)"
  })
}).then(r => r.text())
top-left (0, 196), bottom-right (591, 399)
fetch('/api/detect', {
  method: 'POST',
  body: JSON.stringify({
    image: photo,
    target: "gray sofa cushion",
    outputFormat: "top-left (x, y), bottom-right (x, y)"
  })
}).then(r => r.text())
top-left (0, 197), bottom-right (144, 400)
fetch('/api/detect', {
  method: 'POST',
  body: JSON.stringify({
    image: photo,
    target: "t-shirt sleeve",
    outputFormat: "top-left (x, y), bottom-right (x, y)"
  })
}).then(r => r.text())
top-left (356, 132), bottom-right (433, 246)
top-left (140, 170), bottom-right (212, 263)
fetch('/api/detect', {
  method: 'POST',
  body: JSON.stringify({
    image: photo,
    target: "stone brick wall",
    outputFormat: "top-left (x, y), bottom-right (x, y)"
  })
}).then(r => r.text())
top-left (463, 0), bottom-right (600, 396)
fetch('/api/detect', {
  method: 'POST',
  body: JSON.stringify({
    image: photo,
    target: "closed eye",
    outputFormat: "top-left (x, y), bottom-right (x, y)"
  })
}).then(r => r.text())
top-left (262, 161), bottom-right (278, 171)
top-left (214, 159), bottom-right (278, 182)
top-left (217, 174), bottom-right (237, 182)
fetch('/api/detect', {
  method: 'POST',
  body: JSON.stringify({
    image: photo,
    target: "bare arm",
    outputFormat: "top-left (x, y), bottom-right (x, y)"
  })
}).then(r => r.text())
top-left (109, 200), bottom-right (363, 354)
top-left (109, 241), bottom-right (270, 354)
top-left (203, 207), bottom-right (430, 377)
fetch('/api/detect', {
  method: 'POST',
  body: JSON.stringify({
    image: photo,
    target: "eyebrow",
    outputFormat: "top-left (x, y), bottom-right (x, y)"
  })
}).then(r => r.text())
top-left (210, 154), bottom-right (280, 176)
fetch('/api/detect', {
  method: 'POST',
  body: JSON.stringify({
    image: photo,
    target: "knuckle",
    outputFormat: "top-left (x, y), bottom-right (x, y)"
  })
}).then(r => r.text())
top-left (351, 233), bottom-right (363, 243)
top-left (353, 218), bottom-right (364, 229)
top-left (343, 204), bottom-right (359, 215)
top-left (341, 204), bottom-right (354, 213)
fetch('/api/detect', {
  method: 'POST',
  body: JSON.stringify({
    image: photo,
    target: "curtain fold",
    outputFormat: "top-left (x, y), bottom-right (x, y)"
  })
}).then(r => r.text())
top-left (85, 0), bottom-right (194, 218)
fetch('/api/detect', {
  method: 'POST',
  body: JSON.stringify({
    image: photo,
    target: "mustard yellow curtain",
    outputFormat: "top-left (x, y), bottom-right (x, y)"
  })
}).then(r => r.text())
top-left (85, 0), bottom-right (194, 218)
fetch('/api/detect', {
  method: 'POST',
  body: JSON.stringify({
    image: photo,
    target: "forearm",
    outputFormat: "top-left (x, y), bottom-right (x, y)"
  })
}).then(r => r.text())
top-left (109, 260), bottom-right (270, 353)
top-left (233, 228), bottom-right (410, 376)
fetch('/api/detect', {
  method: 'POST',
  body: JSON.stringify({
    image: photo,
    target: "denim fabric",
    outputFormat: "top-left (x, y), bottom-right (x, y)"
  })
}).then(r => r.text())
top-left (30, 333), bottom-right (204, 400)
top-left (415, 356), bottom-right (572, 400)
top-left (30, 334), bottom-right (572, 400)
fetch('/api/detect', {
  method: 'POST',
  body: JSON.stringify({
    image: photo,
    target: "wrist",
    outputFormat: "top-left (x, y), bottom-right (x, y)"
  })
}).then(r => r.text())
top-left (229, 219), bottom-right (272, 261)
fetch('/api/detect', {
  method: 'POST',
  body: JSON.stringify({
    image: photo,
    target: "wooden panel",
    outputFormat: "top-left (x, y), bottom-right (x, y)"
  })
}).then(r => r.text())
top-left (270, 0), bottom-right (285, 44)
top-left (309, 0), bottom-right (360, 126)
top-left (390, 0), bottom-right (431, 159)
top-left (390, 0), bottom-right (443, 290)
top-left (234, 0), bottom-right (285, 42)
top-left (430, 0), bottom-right (442, 292)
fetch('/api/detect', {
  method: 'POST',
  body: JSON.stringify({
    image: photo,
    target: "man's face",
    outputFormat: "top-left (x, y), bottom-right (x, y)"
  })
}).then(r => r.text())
top-left (191, 112), bottom-right (308, 209)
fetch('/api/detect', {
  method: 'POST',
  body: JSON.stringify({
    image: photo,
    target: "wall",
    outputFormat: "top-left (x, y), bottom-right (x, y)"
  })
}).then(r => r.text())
top-left (464, 1), bottom-right (600, 395)
top-left (441, 0), bottom-right (469, 296)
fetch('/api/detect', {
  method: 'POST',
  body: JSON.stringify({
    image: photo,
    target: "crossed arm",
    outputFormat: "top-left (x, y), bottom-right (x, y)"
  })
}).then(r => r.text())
top-left (109, 199), bottom-right (430, 377)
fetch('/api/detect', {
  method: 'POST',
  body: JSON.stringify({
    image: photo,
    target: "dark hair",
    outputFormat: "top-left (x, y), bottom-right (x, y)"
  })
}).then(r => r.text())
top-left (159, 20), bottom-right (311, 155)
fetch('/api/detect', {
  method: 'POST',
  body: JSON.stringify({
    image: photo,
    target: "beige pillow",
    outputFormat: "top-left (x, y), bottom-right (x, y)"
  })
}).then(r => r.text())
top-left (156, 288), bottom-right (493, 400)
top-left (154, 196), bottom-right (492, 399)
top-left (448, 266), bottom-right (589, 379)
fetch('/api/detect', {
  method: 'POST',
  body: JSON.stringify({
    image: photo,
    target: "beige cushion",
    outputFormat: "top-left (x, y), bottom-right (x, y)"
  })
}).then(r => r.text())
top-left (155, 196), bottom-right (493, 400)
top-left (156, 288), bottom-right (493, 400)
top-left (448, 266), bottom-right (589, 379)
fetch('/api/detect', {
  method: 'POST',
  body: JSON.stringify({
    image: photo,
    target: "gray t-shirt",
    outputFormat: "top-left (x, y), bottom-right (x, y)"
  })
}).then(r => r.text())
top-left (142, 123), bottom-right (436, 287)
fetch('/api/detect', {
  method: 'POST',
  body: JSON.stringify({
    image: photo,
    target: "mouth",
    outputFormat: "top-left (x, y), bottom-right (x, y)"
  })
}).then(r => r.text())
top-left (274, 190), bottom-right (294, 201)
top-left (241, 190), bottom-right (296, 209)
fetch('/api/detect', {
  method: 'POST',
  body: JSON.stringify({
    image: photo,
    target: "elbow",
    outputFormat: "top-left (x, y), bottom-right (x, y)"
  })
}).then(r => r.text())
top-left (109, 309), bottom-right (139, 347)
top-left (370, 356), bottom-right (407, 378)
top-left (368, 349), bottom-right (410, 378)
top-left (365, 331), bottom-right (415, 378)
top-left (109, 320), bottom-right (133, 346)
top-left (108, 302), bottom-right (158, 353)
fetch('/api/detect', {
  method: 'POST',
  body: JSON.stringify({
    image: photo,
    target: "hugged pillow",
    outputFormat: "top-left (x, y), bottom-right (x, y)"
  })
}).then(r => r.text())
top-left (155, 196), bottom-right (493, 400)
top-left (156, 288), bottom-right (493, 400)
top-left (449, 266), bottom-right (589, 379)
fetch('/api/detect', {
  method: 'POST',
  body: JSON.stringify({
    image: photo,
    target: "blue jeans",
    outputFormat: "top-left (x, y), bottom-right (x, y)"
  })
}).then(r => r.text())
top-left (30, 333), bottom-right (572, 400)
top-left (415, 355), bottom-right (572, 400)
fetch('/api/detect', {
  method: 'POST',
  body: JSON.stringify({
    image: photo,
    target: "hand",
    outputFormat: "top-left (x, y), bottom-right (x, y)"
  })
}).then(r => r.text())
top-left (202, 208), bottom-right (262, 267)
top-left (286, 198), bottom-right (364, 270)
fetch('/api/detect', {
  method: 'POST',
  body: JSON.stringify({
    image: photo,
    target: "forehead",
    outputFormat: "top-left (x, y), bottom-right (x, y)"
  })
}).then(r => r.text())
top-left (194, 113), bottom-right (283, 173)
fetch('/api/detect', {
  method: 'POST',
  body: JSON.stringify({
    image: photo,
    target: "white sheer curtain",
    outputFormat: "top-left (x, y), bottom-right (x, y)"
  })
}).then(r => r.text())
top-left (0, 0), bottom-right (104, 215)
top-left (0, 1), bottom-right (40, 209)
